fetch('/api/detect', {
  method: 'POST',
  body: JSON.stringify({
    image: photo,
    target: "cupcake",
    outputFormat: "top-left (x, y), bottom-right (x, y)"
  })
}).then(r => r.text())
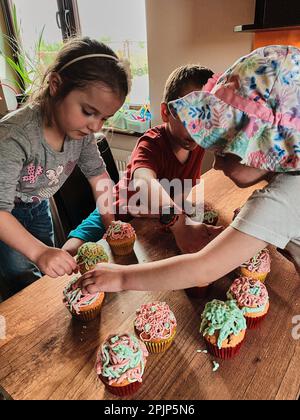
top-left (96, 333), bottom-right (148, 397)
top-left (104, 220), bottom-right (136, 256)
top-left (63, 278), bottom-right (104, 321)
top-left (188, 202), bottom-right (218, 225)
top-left (134, 301), bottom-right (177, 353)
top-left (240, 248), bottom-right (271, 283)
top-left (203, 203), bottom-right (219, 226)
top-left (227, 276), bottom-right (269, 329)
top-left (200, 299), bottom-right (247, 359)
top-left (77, 242), bottom-right (109, 274)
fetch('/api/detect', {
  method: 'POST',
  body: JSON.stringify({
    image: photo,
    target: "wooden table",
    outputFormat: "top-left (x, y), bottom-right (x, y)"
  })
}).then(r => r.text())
top-left (0, 169), bottom-right (299, 400)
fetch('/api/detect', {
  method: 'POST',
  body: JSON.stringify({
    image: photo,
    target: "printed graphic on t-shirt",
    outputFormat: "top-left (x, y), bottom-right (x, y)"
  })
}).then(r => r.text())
top-left (22, 163), bottom-right (44, 184)
top-left (46, 165), bottom-right (64, 186)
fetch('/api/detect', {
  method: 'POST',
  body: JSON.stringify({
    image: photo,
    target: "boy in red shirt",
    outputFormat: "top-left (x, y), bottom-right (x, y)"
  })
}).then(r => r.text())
top-left (63, 65), bottom-right (221, 255)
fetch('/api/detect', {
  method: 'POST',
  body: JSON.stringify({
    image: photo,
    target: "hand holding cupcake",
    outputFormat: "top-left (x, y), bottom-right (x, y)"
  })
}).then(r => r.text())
top-left (77, 242), bottom-right (109, 274)
top-left (63, 278), bottom-right (104, 321)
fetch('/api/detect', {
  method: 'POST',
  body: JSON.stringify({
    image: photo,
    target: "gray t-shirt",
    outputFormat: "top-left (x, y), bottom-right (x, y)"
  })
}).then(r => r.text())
top-left (0, 105), bottom-right (106, 211)
top-left (231, 173), bottom-right (300, 272)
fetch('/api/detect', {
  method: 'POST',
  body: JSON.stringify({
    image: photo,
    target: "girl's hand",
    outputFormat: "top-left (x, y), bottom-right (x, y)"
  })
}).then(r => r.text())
top-left (171, 218), bottom-right (224, 254)
top-left (72, 263), bottom-right (125, 294)
top-left (34, 247), bottom-right (79, 277)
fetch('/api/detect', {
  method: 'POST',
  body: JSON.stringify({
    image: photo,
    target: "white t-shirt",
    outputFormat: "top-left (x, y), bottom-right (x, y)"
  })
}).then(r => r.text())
top-left (231, 173), bottom-right (300, 273)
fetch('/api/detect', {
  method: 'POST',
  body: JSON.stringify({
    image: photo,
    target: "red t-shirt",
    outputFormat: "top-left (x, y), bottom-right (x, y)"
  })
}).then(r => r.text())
top-left (113, 124), bottom-right (205, 220)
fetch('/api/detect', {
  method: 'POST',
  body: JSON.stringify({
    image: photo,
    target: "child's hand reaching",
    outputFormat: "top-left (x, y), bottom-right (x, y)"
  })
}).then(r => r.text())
top-left (34, 246), bottom-right (79, 278)
top-left (72, 263), bottom-right (125, 294)
top-left (172, 218), bottom-right (224, 254)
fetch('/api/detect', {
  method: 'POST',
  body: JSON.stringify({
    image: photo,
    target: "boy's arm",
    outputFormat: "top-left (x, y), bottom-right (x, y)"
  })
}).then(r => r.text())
top-left (62, 208), bottom-right (105, 255)
top-left (88, 171), bottom-right (115, 229)
top-left (74, 226), bottom-right (267, 293)
top-left (129, 167), bottom-right (181, 217)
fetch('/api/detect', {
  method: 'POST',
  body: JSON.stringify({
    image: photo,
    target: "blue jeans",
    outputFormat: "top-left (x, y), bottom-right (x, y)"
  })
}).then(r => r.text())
top-left (0, 200), bottom-right (54, 301)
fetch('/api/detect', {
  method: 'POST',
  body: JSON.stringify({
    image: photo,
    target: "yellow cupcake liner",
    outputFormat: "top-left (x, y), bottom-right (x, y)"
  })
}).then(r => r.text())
top-left (71, 304), bottom-right (102, 322)
top-left (240, 267), bottom-right (268, 283)
top-left (143, 328), bottom-right (176, 354)
top-left (109, 239), bottom-right (135, 256)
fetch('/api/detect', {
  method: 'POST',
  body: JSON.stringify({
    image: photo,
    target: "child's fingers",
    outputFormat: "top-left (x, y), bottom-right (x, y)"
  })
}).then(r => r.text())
top-left (72, 271), bottom-right (95, 289)
top-left (83, 283), bottom-right (102, 295)
top-left (80, 279), bottom-right (97, 295)
top-left (63, 252), bottom-right (79, 272)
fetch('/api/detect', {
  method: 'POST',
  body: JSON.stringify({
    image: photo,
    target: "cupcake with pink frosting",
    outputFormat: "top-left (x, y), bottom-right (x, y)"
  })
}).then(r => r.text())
top-left (63, 278), bottom-right (104, 321)
top-left (227, 276), bottom-right (269, 329)
top-left (104, 220), bottom-right (136, 256)
top-left (240, 248), bottom-right (271, 283)
top-left (134, 301), bottom-right (177, 353)
top-left (96, 333), bottom-right (148, 396)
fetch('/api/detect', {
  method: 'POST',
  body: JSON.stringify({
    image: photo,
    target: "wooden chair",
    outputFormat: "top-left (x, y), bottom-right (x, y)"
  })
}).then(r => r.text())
top-left (51, 134), bottom-right (119, 246)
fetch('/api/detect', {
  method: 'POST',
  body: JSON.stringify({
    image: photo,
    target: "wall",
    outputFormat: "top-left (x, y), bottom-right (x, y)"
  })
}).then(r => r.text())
top-left (110, 0), bottom-right (255, 173)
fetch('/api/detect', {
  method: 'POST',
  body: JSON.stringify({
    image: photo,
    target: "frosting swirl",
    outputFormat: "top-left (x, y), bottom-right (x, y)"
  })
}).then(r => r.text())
top-left (241, 248), bottom-right (271, 273)
top-left (134, 301), bottom-right (177, 340)
top-left (96, 333), bottom-right (148, 385)
top-left (104, 220), bottom-right (135, 240)
top-left (203, 209), bottom-right (218, 224)
top-left (63, 278), bottom-right (101, 314)
top-left (227, 277), bottom-right (269, 309)
top-left (200, 299), bottom-right (246, 349)
top-left (77, 242), bottom-right (108, 270)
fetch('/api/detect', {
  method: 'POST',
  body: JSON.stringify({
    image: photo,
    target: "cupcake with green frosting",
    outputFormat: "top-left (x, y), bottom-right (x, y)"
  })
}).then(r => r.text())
top-left (203, 203), bottom-right (219, 226)
top-left (77, 242), bottom-right (109, 274)
top-left (200, 299), bottom-right (247, 359)
top-left (96, 333), bottom-right (148, 397)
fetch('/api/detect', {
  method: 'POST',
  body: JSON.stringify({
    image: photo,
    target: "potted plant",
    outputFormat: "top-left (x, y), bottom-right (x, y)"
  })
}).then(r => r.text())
top-left (0, 4), bottom-right (45, 107)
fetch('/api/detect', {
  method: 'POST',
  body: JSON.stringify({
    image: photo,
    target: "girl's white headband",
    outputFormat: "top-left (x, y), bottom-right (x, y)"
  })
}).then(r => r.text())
top-left (58, 53), bottom-right (119, 73)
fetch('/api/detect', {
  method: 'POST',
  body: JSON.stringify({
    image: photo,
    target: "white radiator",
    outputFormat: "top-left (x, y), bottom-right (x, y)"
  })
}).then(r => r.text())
top-left (111, 148), bottom-right (132, 177)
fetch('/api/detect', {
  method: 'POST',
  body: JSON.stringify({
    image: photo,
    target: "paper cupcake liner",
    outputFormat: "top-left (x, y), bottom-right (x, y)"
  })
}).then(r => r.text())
top-left (240, 267), bottom-right (268, 283)
top-left (135, 327), bottom-right (176, 354)
top-left (71, 305), bottom-right (102, 322)
top-left (185, 285), bottom-right (209, 298)
top-left (140, 329), bottom-right (176, 354)
top-left (245, 312), bottom-right (268, 329)
top-left (109, 239), bottom-right (135, 256)
top-left (99, 375), bottom-right (142, 396)
top-left (205, 338), bottom-right (245, 360)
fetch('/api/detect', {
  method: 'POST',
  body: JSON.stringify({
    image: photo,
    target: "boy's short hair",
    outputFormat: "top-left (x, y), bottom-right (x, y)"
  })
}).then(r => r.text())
top-left (163, 65), bottom-right (213, 103)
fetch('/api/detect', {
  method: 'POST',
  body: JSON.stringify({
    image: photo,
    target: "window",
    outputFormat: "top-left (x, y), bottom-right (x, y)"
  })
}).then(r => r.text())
top-left (77, 0), bottom-right (149, 105)
top-left (1, 0), bottom-right (149, 113)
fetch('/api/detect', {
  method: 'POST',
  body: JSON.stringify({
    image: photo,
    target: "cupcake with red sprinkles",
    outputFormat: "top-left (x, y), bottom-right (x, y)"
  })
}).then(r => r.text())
top-left (104, 220), bottom-right (136, 256)
top-left (63, 278), bottom-right (104, 321)
top-left (227, 276), bottom-right (269, 329)
top-left (134, 301), bottom-right (177, 353)
top-left (96, 333), bottom-right (148, 397)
